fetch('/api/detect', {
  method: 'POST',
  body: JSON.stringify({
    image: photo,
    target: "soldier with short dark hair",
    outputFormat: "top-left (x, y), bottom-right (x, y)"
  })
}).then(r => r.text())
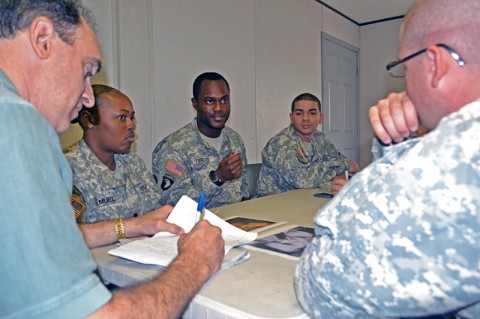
top-left (152, 72), bottom-right (248, 208)
top-left (256, 92), bottom-right (358, 198)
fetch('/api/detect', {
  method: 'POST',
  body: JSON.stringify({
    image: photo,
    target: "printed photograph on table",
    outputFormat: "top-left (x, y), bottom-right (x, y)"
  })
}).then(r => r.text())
top-left (248, 226), bottom-right (314, 258)
top-left (225, 216), bottom-right (280, 232)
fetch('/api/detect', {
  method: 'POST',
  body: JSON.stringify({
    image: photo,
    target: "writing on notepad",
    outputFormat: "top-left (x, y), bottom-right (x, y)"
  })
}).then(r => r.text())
top-left (108, 195), bottom-right (256, 267)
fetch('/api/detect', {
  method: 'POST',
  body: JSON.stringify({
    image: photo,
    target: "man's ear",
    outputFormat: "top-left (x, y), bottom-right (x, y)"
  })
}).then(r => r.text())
top-left (289, 113), bottom-right (294, 124)
top-left (426, 44), bottom-right (448, 88)
top-left (29, 17), bottom-right (55, 60)
top-left (318, 113), bottom-right (324, 125)
top-left (191, 98), bottom-right (198, 111)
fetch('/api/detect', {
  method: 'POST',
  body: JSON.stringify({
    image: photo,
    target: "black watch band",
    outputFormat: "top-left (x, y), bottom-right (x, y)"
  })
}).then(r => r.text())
top-left (209, 170), bottom-right (223, 186)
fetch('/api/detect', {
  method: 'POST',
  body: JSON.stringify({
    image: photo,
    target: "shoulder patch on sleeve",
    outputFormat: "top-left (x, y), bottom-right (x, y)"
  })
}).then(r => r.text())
top-left (70, 186), bottom-right (85, 220)
top-left (161, 176), bottom-right (175, 191)
top-left (165, 159), bottom-right (186, 177)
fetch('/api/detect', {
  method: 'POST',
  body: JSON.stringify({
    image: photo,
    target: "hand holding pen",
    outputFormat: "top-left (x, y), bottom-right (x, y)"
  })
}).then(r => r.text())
top-left (178, 194), bottom-right (224, 276)
top-left (332, 172), bottom-right (350, 195)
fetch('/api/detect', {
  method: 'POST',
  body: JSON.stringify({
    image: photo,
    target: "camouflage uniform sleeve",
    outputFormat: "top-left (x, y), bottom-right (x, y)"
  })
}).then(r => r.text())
top-left (152, 142), bottom-right (224, 207)
top-left (153, 144), bottom-right (196, 206)
top-left (206, 128), bottom-right (248, 207)
top-left (71, 174), bottom-right (95, 223)
top-left (257, 129), bottom-right (349, 196)
top-left (306, 132), bottom-right (350, 183)
top-left (256, 141), bottom-right (289, 197)
top-left (238, 134), bottom-right (249, 199)
top-left (70, 185), bottom-right (86, 220)
top-left (65, 144), bottom-right (96, 223)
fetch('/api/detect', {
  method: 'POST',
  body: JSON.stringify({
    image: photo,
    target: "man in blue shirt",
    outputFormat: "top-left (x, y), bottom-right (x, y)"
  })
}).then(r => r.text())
top-left (0, 1), bottom-right (224, 318)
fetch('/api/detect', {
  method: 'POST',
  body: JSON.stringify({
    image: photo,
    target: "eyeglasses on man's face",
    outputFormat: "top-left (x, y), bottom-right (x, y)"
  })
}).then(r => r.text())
top-left (386, 43), bottom-right (466, 78)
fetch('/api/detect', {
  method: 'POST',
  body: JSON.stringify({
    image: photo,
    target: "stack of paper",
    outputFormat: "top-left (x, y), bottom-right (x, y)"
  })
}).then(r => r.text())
top-left (108, 195), bottom-right (257, 267)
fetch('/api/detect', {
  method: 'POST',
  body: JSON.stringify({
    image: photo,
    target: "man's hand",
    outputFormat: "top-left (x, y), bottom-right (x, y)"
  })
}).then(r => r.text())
top-left (332, 160), bottom-right (359, 195)
top-left (94, 220), bottom-right (225, 318)
top-left (369, 91), bottom-right (419, 144)
top-left (331, 175), bottom-right (348, 195)
top-left (349, 160), bottom-right (360, 173)
top-left (124, 205), bottom-right (184, 237)
top-left (215, 151), bottom-right (243, 182)
top-left (177, 220), bottom-right (225, 277)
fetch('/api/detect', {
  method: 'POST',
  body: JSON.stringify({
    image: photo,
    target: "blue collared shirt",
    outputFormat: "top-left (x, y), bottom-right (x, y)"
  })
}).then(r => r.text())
top-left (0, 70), bottom-right (111, 318)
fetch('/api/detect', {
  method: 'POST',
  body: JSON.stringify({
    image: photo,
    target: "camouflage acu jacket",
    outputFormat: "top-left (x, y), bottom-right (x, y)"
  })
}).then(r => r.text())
top-left (152, 119), bottom-right (248, 208)
top-left (65, 140), bottom-right (162, 223)
top-left (295, 101), bottom-right (480, 319)
top-left (256, 125), bottom-right (349, 197)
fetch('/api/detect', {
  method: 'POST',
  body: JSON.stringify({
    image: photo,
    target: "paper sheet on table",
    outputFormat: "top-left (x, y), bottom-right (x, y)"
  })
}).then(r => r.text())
top-left (108, 237), bottom-right (251, 269)
top-left (109, 236), bottom-right (179, 266)
top-left (154, 195), bottom-right (257, 247)
top-left (108, 195), bottom-right (256, 266)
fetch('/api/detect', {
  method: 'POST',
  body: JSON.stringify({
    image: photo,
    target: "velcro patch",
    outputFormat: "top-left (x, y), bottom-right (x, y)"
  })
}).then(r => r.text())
top-left (161, 176), bottom-right (174, 191)
top-left (71, 195), bottom-right (85, 220)
top-left (165, 160), bottom-right (185, 177)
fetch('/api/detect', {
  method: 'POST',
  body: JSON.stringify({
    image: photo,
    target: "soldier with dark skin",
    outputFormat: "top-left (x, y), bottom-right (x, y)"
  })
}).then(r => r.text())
top-left (152, 72), bottom-right (248, 208)
top-left (66, 85), bottom-right (183, 248)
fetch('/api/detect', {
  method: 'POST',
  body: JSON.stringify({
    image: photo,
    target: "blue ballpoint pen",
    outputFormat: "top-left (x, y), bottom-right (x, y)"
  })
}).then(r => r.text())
top-left (196, 192), bottom-right (205, 223)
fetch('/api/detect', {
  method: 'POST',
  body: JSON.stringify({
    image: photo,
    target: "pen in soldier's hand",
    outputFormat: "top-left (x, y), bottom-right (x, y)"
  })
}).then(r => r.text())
top-left (345, 171), bottom-right (349, 180)
top-left (196, 192), bottom-right (205, 223)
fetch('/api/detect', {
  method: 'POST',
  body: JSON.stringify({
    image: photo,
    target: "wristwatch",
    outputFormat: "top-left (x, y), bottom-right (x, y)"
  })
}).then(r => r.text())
top-left (209, 170), bottom-right (224, 186)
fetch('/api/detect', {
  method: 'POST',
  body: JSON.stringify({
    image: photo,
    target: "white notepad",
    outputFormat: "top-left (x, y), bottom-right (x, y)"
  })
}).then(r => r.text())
top-left (109, 195), bottom-right (257, 267)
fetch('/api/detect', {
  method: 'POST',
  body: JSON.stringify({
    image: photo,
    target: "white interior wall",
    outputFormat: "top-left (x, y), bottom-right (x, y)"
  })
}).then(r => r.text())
top-left (115, 0), bottom-right (155, 162)
top-left (60, 0), bottom-right (402, 171)
top-left (255, 0), bottom-right (325, 161)
top-left (150, 0), bottom-right (256, 165)
top-left (322, 7), bottom-right (360, 49)
top-left (59, 0), bottom-right (117, 149)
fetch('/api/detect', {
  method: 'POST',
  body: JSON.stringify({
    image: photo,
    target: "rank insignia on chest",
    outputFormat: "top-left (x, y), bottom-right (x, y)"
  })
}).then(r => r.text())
top-left (135, 182), bottom-right (147, 193)
top-left (165, 159), bottom-right (185, 177)
top-left (296, 145), bottom-right (309, 164)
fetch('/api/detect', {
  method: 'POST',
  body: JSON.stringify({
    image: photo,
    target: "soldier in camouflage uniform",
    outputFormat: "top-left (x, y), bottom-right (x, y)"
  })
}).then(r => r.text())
top-left (256, 93), bottom-right (358, 198)
top-left (66, 84), bottom-right (182, 248)
top-left (67, 140), bottom-right (161, 223)
top-left (152, 72), bottom-right (248, 208)
top-left (295, 1), bottom-right (480, 318)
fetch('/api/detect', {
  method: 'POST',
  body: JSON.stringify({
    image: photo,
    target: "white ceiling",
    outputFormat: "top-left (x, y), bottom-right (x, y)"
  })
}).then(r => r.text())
top-left (319, 0), bottom-right (415, 25)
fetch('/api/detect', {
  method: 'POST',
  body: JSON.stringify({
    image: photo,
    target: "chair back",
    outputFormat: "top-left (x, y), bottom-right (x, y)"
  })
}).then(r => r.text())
top-left (246, 163), bottom-right (262, 199)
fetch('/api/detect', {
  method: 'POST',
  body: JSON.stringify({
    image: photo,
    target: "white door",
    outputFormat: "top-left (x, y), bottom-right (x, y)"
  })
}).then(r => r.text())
top-left (321, 33), bottom-right (359, 164)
